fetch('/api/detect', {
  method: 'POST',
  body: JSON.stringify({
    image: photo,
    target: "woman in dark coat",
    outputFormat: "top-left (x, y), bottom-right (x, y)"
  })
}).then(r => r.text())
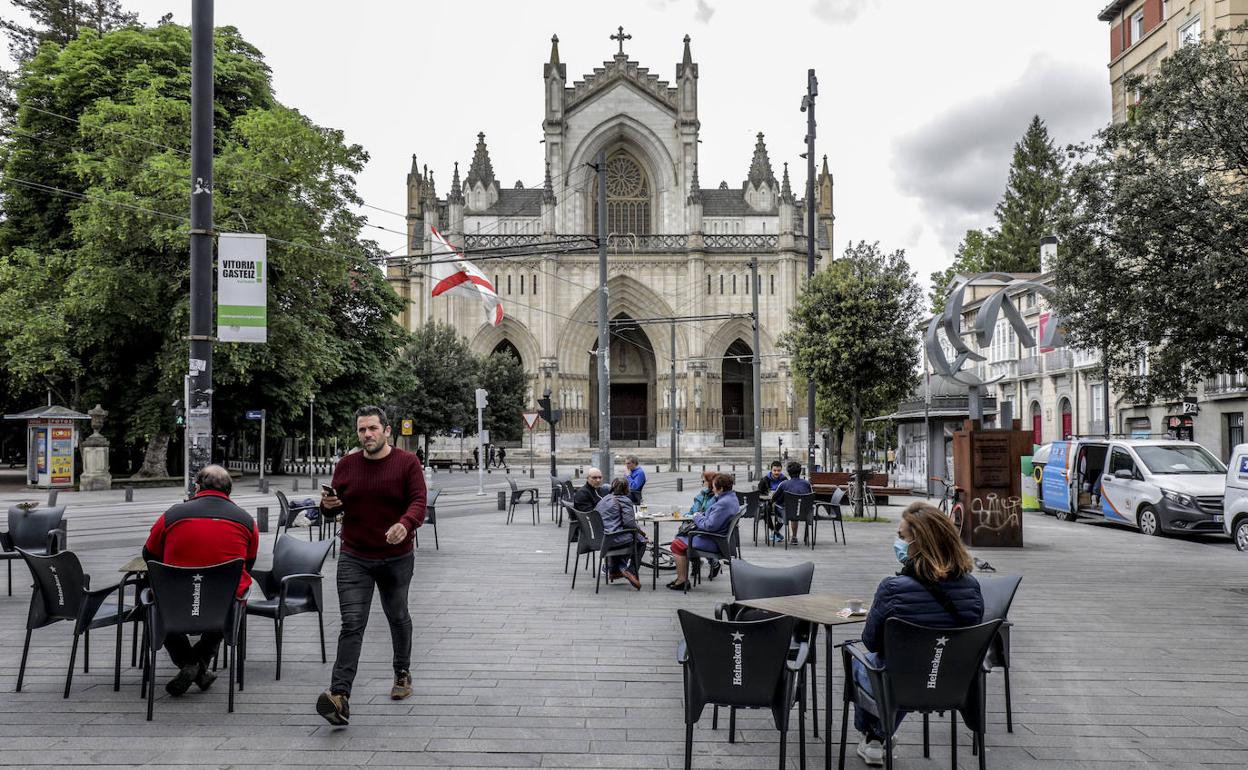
top-left (852, 502), bottom-right (984, 766)
top-left (593, 478), bottom-right (645, 588)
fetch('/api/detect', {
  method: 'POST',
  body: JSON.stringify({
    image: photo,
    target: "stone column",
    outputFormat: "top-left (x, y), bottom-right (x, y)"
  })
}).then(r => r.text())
top-left (79, 404), bottom-right (112, 492)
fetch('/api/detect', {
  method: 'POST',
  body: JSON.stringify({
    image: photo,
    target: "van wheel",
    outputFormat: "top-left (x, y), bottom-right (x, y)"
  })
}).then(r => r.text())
top-left (1138, 505), bottom-right (1161, 536)
top-left (1055, 508), bottom-right (1076, 522)
top-left (1234, 518), bottom-right (1248, 552)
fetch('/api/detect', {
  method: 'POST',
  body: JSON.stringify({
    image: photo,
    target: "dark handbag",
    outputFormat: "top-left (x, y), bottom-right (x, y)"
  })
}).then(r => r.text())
top-left (676, 521), bottom-right (697, 537)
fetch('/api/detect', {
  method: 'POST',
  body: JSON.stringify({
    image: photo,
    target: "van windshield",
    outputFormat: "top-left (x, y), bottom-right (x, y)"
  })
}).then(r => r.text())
top-left (1134, 445), bottom-right (1226, 475)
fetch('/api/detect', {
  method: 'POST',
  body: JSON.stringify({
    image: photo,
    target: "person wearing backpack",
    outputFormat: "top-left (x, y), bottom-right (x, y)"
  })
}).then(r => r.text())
top-left (852, 502), bottom-right (984, 766)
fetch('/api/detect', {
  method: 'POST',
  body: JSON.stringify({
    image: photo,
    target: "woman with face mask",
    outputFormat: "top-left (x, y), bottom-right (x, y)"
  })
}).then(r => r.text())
top-left (851, 502), bottom-right (985, 767)
top-left (687, 471), bottom-right (718, 517)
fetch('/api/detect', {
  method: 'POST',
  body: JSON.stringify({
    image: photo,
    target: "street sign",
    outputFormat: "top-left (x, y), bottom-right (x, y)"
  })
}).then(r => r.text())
top-left (401, 419), bottom-right (413, 436)
top-left (245, 410), bottom-right (264, 421)
top-left (450, 426), bottom-right (463, 436)
top-left (521, 411), bottom-right (539, 430)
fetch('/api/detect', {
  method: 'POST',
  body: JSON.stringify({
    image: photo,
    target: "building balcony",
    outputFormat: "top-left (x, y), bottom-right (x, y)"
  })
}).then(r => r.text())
top-left (1018, 355), bottom-right (1044, 377)
top-left (983, 360), bottom-right (1017, 381)
top-left (459, 233), bottom-right (787, 255)
top-left (1205, 373), bottom-right (1248, 396)
top-left (1045, 349), bottom-right (1073, 372)
top-left (1072, 348), bottom-right (1101, 368)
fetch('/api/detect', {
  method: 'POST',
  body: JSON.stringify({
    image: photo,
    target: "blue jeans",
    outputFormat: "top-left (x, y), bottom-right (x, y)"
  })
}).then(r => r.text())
top-left (853, 651), bottom-right (907, 738)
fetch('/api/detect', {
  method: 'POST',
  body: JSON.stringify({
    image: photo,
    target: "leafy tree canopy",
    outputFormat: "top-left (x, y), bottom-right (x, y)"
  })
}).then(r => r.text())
top-left (0, 0), bottom-right (138, 62)
top-left (478, 349), bottom-right (527, 443)
top-left (1053, 26), bottom-right (1248, 401)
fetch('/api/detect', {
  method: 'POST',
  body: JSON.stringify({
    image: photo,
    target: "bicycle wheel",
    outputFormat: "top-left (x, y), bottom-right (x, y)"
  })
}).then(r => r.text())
top-left (949, 502), bottom-right (965, 535)
top-left (640, 545), bottom-right (676, 571)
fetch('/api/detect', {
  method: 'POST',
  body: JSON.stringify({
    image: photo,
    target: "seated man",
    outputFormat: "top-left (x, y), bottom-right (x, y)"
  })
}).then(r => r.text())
top-left (143, 465), bottom-right (259, 697)
top-left (625, 455), bottom-right (646, 504)
top-left (668, 473), bottom-right (737, 590)
top-left (758, 460), bottom-right (787, 543)
top-left (572, 468), bottom-right (606, 511)
top-left (774, 461), bottom-right (814, 545)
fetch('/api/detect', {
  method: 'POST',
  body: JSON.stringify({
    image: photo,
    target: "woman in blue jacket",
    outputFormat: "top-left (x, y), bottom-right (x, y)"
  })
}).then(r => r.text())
top-left (668, 472), bottom-right (737, 590)
top-left (687, 470), bottom-right (718, 517)
top-left (853, 502), bottom-right (984, 767)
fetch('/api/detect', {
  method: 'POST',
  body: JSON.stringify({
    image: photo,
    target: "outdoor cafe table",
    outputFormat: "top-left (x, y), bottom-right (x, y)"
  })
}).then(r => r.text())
top-left (735, 592), bottom-right (870, 770)
top-left (118, 553), bottom-right (273, 574)
top-left (635, 512), bottom-right (695, 590)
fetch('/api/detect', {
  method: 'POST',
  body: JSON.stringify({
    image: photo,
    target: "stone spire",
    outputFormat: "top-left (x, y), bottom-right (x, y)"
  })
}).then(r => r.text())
top-left (817, 154), bottom-right (834, 216)
top-left (409, 153), bottom-right (419, 176)
top-left (746, 132), bottom-right (777, 189)
top-left (448, 161), bottom-right (464, 204)
top-left (687, 161), bottom-right (702, 204)
top-left (545, 33), bottom-right (565, 79)
top-left (779, 161), bottom-right (794, 202)
top-left (679, 34), bottom-right (694, 74)
top-left (543, 160), bottom-right (555, 203)
top-left (465, 132), bottom-right (496, 190)
top-left (423, 166), bottom-right (437, 207)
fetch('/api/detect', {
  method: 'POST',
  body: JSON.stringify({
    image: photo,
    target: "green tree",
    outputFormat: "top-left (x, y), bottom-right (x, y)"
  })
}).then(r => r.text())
top-left (783, 241), bottom-right (922, 516)
top-left (1054, 26), bottom-right (1248, 401)
top-left (0, 23), bottom-right (406, 476)
top-left (477, 349), bottom-right (527, 443)
top-left (989, 115), bottom-right (1065, 272)
top-left (0, 0), bottom-right (137, 61)
top-left (389, 322), bottom-right (477, 456)
top-left (929, 228), bottom-right (993, 312)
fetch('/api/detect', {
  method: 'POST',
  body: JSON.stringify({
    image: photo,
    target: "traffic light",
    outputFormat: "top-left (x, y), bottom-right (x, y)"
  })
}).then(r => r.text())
top-left (172, 398), bottom-right (185, 428)
top-left (537, 395), bottom-right (562, 425)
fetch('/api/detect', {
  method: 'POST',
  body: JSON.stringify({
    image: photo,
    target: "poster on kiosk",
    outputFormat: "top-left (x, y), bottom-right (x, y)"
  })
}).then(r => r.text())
top-left (4, 404), bottom-right (90, 488)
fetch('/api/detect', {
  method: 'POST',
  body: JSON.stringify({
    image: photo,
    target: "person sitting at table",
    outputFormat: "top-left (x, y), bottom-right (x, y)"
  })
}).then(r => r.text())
top-left (773, 461), bottom-right (814, 545)
top-left (593, 478), bottom-right (645, 589)
top-left (668, 473), bottom-right (737, 591)
top-left (142, 464), bottom-right (260, 697)
top-left (687, 470), bottom-right (718, 517)
top-left (850, 502), bottom-right (984, 767)
top-left (572, 467), bottom-right (606, 511)
top-left (757, 460), bottom-right (787, 542)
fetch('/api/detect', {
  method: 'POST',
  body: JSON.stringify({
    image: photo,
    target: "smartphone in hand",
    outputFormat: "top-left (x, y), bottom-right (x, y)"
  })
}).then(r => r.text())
top-left (321, 484), bottom-right (338, 498)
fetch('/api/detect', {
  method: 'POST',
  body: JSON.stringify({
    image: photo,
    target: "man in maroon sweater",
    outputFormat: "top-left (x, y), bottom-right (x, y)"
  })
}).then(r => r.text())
top-left (316, 405), bottom-right (426, 726)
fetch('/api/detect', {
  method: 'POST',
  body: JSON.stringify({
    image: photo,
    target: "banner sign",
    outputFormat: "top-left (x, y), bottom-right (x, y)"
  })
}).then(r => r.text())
top-left (49, 427), bottom-right (74, 484)
top-left (217, 233), bottom-right (267, 343)
top-left (401, 419), bottom-right (414, 436)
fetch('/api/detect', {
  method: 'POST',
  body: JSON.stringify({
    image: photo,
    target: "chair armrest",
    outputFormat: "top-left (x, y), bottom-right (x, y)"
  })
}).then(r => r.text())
top-left (713, 602), bottom-right (727, 620)
top-left (677, 640), bottom-right (689, 664)
top-left (250, 569), bottom-right (273, 597)
top-left (838, 640), bottom-right (883, 672)
top-left (786, 641), bottom-right (810, 671)
top-left (0, 531), bottom-right (11, 552)
top-left (139, 587), bottom-right (155, 606)
top-left (277, 572), bottom-right (323, 601)
top-left (47, 525), bottom-right (67, 554)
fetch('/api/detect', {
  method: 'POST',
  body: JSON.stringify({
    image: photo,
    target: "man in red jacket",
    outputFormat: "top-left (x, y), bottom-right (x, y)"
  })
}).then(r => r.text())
top-left (316, 405), bottom-right (426, 726)
top-left (143, 464), bottom-right (259, 696)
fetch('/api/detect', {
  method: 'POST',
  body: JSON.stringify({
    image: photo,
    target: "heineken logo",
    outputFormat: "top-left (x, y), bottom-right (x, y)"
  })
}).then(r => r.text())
top-left (926, 635), bottom-right (949, 689)
top-left (731, 631), bottom-right (744, 685)
top-left (190, 573), bottom-right (203, 616)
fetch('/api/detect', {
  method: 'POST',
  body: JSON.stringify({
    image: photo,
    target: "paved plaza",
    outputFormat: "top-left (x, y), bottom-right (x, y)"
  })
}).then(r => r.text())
top-left (2, 470), bottom-right (1247, 768)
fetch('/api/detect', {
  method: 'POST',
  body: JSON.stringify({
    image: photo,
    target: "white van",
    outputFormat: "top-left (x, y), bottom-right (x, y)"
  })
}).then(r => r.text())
top-left (1223, 444), bottom-right (1248, 550)
top-left (1038, 438), bottom-right (1227, 536)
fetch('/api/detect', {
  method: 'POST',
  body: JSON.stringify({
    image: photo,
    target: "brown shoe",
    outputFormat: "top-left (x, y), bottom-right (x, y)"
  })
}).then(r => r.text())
top-left (316, 690), bottom-right (350, 725)
top-left (622, 570), bottom-right (641, 589)
top-left (390, 670), bottom-right (412, 700)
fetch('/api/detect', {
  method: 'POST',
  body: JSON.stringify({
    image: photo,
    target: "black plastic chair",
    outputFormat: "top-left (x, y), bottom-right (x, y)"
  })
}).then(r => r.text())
top-left (573, 509), bottom-right (643, 594)
top-left (567, 508), bottom-right (598, 587)
top-left (837, 618), bottom-right (1003, 770)
top-left (141, 560), bottom-right (247, 720)
top-left (780, 493), bottom-right (816, 551)
top-left (714, 559), bottom-right (819, 736)
top-left (415, 488), bottom-right (440, 550)
top-left (506, 477), bottom-right (540, 525)
top-left (677, 610), bottom-right (808, 770)
top-left (737, 491), bottom-right (764, 546)
top-left (813, 488), bottom-right (848, 545)
top-left (561, 500), bottom-right (582, 574)
top-left (245, 534), bottom-right (333, 680)
top-left (2, 504), bottom-right (67, 595)
top-left (980, 575), bottom-right (1023, 733)
top-left (687, 510), bottom-right (745, 588)
top-left (557, 479), bottom-right (575, 526)
top-left (16, 549), bottom-right (140, 697)
top-left (549, 475), bottom-right (566, 522)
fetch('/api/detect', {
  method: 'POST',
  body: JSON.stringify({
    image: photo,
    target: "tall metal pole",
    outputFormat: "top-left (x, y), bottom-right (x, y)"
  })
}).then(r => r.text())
top-left (596, 151), bottom-right (611, 477)
top-left (750, 259), bottom-right (763, 477)
top-left (258, 409), bottom-right (266, 487)
top-left (186, 0), bottom-right (214, 494)
top-left (802, 68), bottom-right (818, 475)
top-left (669, 321), bottom-right (677, 472)
top-left (308, 394), bottom-right (315, 485)
top-left (1102, 352), bottom-right (1111, 439)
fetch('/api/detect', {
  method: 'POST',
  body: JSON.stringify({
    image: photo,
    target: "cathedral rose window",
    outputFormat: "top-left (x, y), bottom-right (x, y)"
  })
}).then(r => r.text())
top-left (594, 150), bottom-right (651, 236)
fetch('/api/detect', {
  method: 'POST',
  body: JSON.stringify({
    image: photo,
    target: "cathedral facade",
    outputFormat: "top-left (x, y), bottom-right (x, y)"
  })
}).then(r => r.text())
top-left (389, 31), bottom-right (834, 454)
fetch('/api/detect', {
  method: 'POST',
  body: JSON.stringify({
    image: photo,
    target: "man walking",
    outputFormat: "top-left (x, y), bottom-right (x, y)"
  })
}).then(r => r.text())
top-left (143, 465), bottom-right (259, 696)
top-left (316, 405), bottom-right (426, 726)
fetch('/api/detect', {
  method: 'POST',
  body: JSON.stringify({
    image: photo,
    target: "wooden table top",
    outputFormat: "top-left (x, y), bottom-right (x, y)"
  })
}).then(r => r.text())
top-left (735, 593), bottom-right (870, 627)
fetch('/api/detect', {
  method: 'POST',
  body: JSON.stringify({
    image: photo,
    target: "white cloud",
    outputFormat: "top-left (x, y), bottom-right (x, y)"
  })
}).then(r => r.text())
top-left (694, 0), bottom-right (714, 23)
top-left (811, 0), bottom-right (877, 25)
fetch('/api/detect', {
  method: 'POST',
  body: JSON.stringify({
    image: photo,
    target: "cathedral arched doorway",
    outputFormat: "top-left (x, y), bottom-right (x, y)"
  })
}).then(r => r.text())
top-left (592, 149), bottom-right (652, 236)
top-left (588, 314), bottom-right (657, 444)
top-left (722, 339), bottom-right (754, 443)
top-left (491, 339), bottom-right (521, 362)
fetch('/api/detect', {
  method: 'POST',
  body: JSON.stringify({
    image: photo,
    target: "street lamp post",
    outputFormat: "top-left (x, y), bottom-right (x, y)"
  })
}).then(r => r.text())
top-left (308, 394), bottom-right (315, 486)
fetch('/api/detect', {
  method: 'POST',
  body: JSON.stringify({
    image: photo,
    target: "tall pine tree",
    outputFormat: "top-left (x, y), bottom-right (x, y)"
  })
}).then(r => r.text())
top-left (988, 115), bottom-right (1065, 272)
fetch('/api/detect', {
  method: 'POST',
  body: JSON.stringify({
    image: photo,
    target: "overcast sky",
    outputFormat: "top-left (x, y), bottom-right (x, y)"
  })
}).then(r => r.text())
top-left (4, 0), bottom-right (1111, 287)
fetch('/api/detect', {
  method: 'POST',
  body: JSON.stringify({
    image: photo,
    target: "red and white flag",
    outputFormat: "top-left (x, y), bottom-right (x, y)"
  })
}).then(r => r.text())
top-left (428, 227), bottom-right (503, 327)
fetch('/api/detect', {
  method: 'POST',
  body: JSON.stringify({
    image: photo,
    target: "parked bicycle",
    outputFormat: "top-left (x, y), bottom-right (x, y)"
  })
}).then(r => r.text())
top-left (931, 475), bottom-right (965, 534)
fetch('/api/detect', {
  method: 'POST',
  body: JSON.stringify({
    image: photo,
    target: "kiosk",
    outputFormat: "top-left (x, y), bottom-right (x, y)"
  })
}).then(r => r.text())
top-left (3, 405), bottom-right (91, 489)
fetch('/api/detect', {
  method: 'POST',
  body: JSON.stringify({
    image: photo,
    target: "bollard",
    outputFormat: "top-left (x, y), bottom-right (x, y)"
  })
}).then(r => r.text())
top-left (655, 465), bottom-right (660, 475)
top-left (529, 468), bottom-right (535, 479)
top-left (292, 479), bottom-right (299, 492)
top-left (677, 477), bottom-right (684, 492)
top-left (46, 490), bottom-right (58, 507)
top-left (125, 486), bottom-right (134, 503)
top-left (257, 506), bottom-right (269, 533)
top-left (732, 464), bottom-right (736, 472)
top-left (259, 478), bottom-right (269, 494)
top-left (575, 468), bottom-right (581, 478)
top-left (717, 464), bottom-right (721, 472)
top-left (497, 490), bottom-right (507, 511)
top-left (702, 464), bottom-right (706, 472)
top-left (312, 476), bottom-right (319, 489)
top-left (688, 465), bottom-right (692, 473)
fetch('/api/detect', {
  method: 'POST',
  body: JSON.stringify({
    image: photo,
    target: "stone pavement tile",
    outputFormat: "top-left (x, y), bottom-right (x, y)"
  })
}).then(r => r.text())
top-left (1142, 747), bottom-right (1248, 764)
top-left (424, 738), bottom-right (592, 754)
top-left (1025, 746), bottom-right (1157, 762)
top-left (365, 754), bottom-right (541, 769)
top-left (538, 754), bottom-right (676, 768)
top-left (275, 749), bottom-right (381, 765)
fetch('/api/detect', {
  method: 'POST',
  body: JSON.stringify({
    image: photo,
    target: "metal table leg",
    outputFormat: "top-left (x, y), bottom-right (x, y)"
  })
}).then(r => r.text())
top-left (651, 521), bottom-right (659, 590)
top-left (825, 623), bottom-right (834, 770)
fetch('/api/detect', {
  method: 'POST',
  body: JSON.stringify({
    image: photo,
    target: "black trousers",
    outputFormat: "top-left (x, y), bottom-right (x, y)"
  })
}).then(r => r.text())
top-left (164, 632), bottom-right (222, 669)
top-left (330, 550), bottom-right (414, 696)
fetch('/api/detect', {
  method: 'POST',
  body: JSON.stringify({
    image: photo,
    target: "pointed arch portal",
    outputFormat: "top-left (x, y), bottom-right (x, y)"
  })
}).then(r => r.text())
top-left (589, 314), bottom-right (657, 444)
top-left (722, 339), bottom-right (754, 442)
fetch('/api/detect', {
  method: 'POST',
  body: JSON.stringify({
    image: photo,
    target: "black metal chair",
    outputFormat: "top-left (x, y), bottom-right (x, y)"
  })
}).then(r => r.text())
top-left (780, 493), bottom-right (816, 551)
top-left (714, 559), bottom-right (819, 736)
top-left (737, 490), bottom-right (764, 546)
top-left (677, 610), bottom-right (808, 770)
top-left (506, 477), bottom-right (540, 525)
top-left (141, 560), bottom-right (247, 720)
top-left (813, 487), bottom-right (848, 544)
top-left (415, 488), bottom-right (440, 550)
top-left (837, 618), bottom-right (1003, 770)
top-left (686, 511), bottom-right (745, 588)
top-left (980, 575), bottom-right (1023, 733)
top-left (16, 549), bottom-right (140, 697)
top-left (245, 534), bottom-right (333, 680)
top-left (2, 504), bottom-right (67, 595)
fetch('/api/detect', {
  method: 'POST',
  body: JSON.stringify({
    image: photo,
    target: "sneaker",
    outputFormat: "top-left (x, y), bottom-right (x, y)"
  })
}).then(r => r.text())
top-left (165, 663), bottom-right (200, 697)
top-left (856, 735), bottom-right (885, 767)
top-left (771, 532), bottom-right (785, 543)
top-left (194, 666), bottom-right (217, 692)
top-left (390, 670), bottom-right (412, 700)
top-left (316, 689), bottom-right (350, 725)
top-left (621, 570), bottom-right (641, 589)
top-left (790, 536), bottom-right (800, 545)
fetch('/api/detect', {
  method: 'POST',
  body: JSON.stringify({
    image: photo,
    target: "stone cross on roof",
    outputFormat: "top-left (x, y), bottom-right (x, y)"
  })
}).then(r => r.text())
top-left (611, 25), bottom-right (631, 57)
